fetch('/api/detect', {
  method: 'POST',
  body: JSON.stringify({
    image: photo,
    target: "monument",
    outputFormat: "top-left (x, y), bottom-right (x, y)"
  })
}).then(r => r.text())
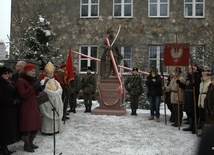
top-left (91, 26), bottom-right (126, 116)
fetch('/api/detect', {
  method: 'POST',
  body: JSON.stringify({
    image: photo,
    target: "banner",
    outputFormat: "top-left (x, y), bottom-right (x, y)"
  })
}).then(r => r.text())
top-left (164, 43), bottom-right (190, 66)
top-left (64, 50), bottom-right (74, 84)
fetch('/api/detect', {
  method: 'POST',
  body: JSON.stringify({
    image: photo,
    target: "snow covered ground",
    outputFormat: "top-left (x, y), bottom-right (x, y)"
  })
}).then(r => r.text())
top-left (9, 100), bottom-right (200, 155)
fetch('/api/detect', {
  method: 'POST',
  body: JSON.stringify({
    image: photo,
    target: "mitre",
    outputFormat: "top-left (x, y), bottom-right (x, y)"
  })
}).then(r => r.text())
top-left (45, 61), bottom-right (55, 72)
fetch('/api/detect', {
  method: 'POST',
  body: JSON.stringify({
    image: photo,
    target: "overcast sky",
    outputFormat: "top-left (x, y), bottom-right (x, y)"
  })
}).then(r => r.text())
top-left (0, 0), bottom-right (11, 46)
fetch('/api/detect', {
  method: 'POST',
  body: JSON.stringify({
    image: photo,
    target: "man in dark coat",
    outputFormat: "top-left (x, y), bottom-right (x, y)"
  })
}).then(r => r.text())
top-left (125, 67), bottom-right (143, 116)
top-left (11, 60), bottom-right (26, 83)
top-left (146, 67), bottom-right (162, 122)
top-left (81, 66), bottom-right (96, 113)
top-left (0, 66), bottom-right (20, 155)
top-left (179, 65), bottom-right (201, 134)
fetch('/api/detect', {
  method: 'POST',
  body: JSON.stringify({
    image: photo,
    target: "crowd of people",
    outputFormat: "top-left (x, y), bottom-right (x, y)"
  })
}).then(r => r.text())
top-left (144, 64), bottom-right (214, 138)
top-left (1, 59), bottom-right (214, 154)
top-left (0, 60), bottom-right (96, 154)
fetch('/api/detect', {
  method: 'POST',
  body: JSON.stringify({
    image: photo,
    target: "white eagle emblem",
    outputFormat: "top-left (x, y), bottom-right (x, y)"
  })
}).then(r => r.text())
top-left (170, 47), bottom-right (183, 63)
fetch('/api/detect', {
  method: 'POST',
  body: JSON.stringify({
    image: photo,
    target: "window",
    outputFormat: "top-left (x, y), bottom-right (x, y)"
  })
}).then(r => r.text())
top-left (121, 46), bottom-right (132, 73)
top-left (148, 45), bottom-right (168, 74)
top-left (184, 0), bottom-right (205, 18)
top-left (113, 0), bottom-right (133, 18)
top-left (79, 45), bottom-right (98, 72)
top-left (148, 0), bottom-right (169, 18)
top-left (80, 0), bottom-right (99, 18)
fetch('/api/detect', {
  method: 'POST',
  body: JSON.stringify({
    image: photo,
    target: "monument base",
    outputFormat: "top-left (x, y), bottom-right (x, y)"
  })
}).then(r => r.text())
top-left (91, 107), bottom-right (126, 116)
top-left (91, 77), bottom-right (126, 116)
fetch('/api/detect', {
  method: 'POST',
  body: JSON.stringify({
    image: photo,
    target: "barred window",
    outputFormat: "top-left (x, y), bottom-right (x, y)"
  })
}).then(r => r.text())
top-left (79, 45), bottom-right (98, 73)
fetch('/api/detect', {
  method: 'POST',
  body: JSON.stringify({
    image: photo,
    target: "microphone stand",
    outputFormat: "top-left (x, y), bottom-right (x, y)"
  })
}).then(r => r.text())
top-left (41, 79), bottom-right (62, 155)
top-left (47, 98), bottom-right (60, 155)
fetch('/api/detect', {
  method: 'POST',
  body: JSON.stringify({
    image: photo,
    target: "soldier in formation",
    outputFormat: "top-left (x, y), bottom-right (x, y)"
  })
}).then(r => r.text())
top-left (125, 67), bottom-right (143, 116)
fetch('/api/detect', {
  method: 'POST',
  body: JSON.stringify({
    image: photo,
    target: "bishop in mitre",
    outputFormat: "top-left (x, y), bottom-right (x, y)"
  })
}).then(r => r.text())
top-left (39, 61), bottom-right (64, 134)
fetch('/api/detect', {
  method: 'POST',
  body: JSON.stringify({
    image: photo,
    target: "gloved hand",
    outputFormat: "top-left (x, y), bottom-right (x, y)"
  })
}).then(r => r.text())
top-left (14, 99), bottom-right (20, 105)
top-left (33, 81), bottom-right (41, 89)
top-left (176, 80), bottom-right (180, 84)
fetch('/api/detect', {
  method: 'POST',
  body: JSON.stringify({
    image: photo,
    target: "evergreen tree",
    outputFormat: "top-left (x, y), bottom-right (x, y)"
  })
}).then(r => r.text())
top-left (10, 14), bottom-right (63, 69)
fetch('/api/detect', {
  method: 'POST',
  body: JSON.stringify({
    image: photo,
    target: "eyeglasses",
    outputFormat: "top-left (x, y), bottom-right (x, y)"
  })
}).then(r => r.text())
top-left (3, 72), bottom-right (9, 75)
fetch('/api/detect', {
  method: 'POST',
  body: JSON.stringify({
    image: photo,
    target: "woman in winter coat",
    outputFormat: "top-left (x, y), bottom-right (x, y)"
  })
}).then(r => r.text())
top-left (197, 67), bottom-right (211, 136)
top-left (16, 63), bottom-right (42, 153)
top-left (0, 66), bottom-right (20, 155)
top-left (146, 67), bottom-right (162, 122)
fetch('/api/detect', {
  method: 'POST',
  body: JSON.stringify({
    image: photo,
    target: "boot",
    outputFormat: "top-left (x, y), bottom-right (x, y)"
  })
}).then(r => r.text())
top-left (183, 118), bottom-right (193, 131)
top-left (133, 109), bottom-right (137, 116)
top-left (84, 107), bottom-right (88, 113)
top-left (29, 134), bottom-right (39, 149)
top-left (88, 107), bottom-right (91, 113)
top-left (131, 109), bottom-right (134, 116)
top-left (22, 136), bottom-right (34, 152)
top-left (73, 108), bottom-right (76, 113)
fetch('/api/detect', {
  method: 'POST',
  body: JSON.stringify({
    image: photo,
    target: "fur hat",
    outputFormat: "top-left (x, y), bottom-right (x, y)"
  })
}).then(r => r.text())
top-left (132, 67), bottom-right (138, 72)
top-left (202, 66), bottom-right (211, 76)
top-left (0, 66), bottom-right (8, 76)
top-left (23, 63), bottom-right (36, 72)
top-left (6, 68), bottom-right (13, 73)
top-left (174, 67), bottom-right (182, 73)
top-left (45, 61), bottom-right (55, 72)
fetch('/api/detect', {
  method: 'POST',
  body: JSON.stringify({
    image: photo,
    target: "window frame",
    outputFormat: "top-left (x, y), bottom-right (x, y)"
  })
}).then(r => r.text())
top-left (79, 45), bottom-right (98, 73)
top-left (184, 0), bottom-right (205, 18)
top-left (148, 45), bottom-right (168, 75)
top-left (148, 0), bottom-right (170, 18)
top-left (80, 0), bottom-right (99, 18)
top-left (120, 45), bottom-right (133, 74)
top-left (113, 0), bottom-right (133, 18)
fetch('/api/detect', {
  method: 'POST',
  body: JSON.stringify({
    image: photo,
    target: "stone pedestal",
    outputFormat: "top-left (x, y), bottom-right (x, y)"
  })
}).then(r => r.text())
top-left (91, 77), bottom-right (126, 116)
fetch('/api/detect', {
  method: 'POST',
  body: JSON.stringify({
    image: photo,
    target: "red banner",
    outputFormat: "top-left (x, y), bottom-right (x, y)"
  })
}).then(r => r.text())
top-left (164, 43), bottom-right (190, 66)
top-left (64, 50), bottom-right (74, 84)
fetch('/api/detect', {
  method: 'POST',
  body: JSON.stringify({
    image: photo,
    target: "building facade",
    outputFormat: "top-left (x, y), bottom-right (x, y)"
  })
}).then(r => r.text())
top-left (10, 0), bottom-right (214, 75)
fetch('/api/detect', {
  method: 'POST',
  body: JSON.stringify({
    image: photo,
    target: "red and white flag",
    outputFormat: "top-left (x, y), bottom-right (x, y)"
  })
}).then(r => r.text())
top-left (164, 43), bottom-right (190, 66)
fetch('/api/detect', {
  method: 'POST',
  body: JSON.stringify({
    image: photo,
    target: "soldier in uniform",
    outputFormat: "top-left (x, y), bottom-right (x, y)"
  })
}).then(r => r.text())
top-left (67, 66), bottom-right (81, 114)
top-left (81, 67), bottom-right (96, 113)
top-left (125, 68), bottom-right (143, 116)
